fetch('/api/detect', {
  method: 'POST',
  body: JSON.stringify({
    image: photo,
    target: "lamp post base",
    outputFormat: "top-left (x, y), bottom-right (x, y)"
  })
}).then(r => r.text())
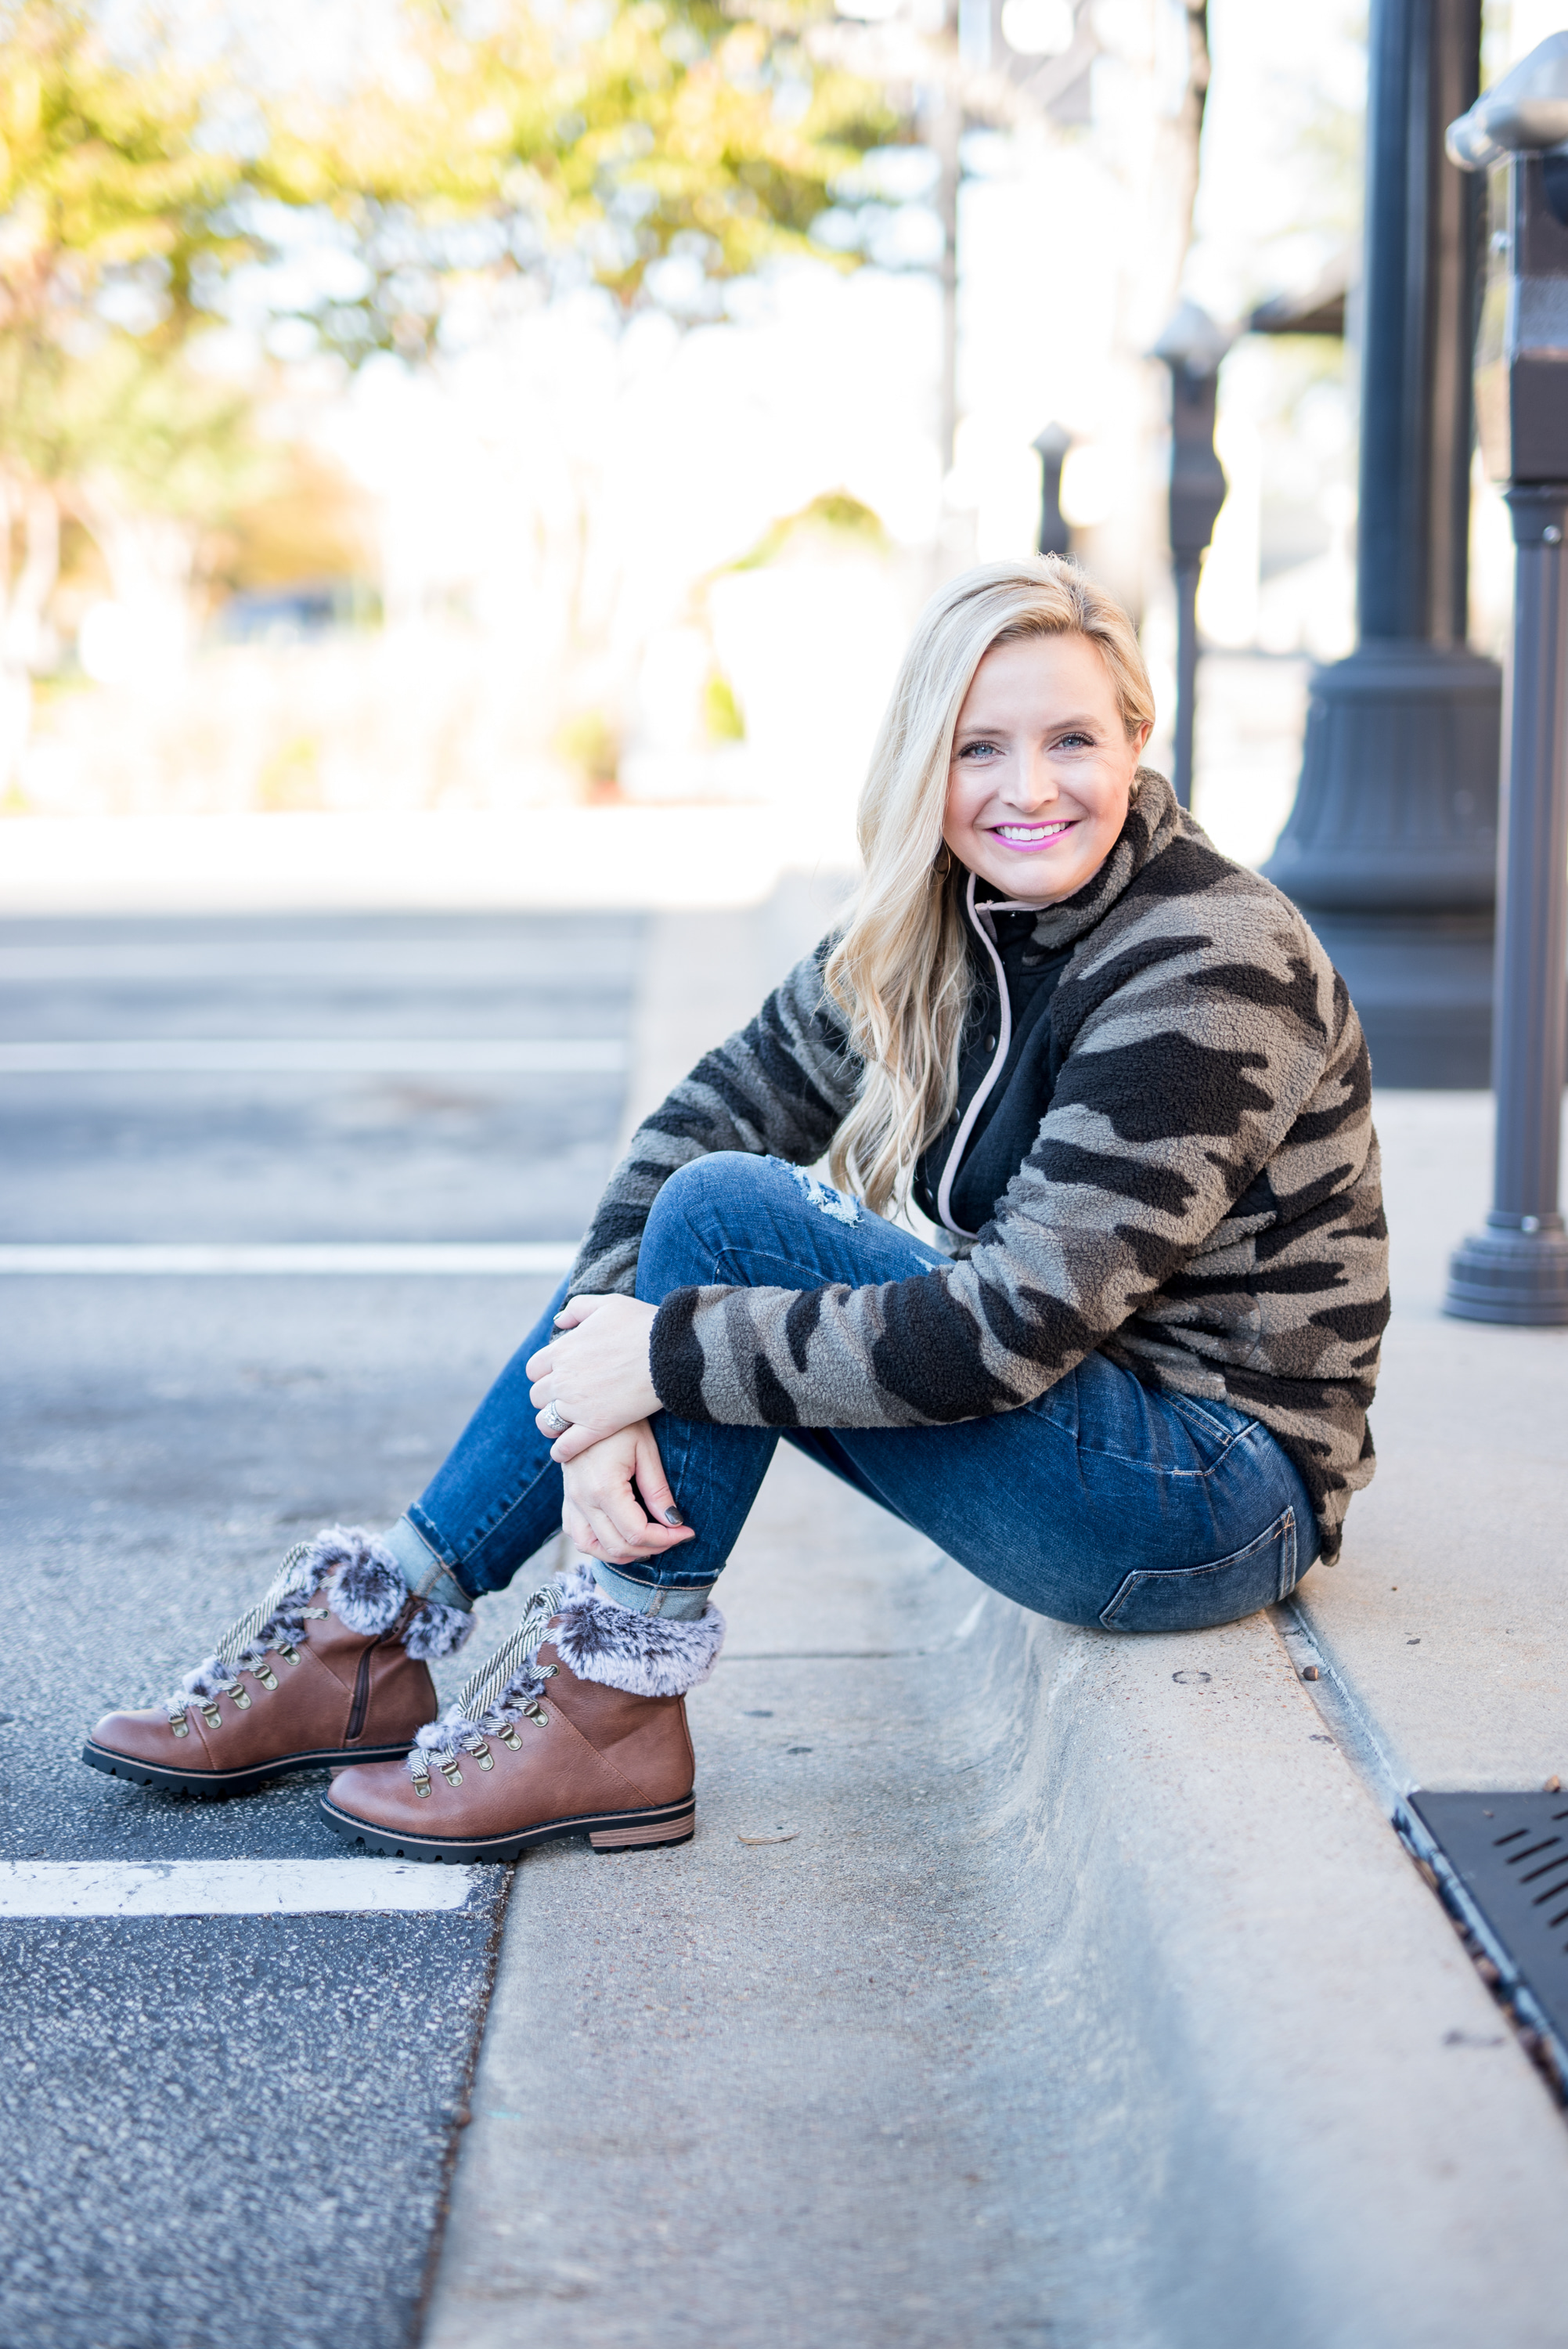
top-left (1444, 1216), bottom-right (1568, 1323)
top-left (1263, 641), bottom-right (1502, 1087)
top-left (1303, 908), bottom-right (1494, 1086)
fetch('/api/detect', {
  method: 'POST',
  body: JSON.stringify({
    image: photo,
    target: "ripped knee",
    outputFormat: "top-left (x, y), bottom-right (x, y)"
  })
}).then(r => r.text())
top-left (776, 1159), bottom-right (860, 1228)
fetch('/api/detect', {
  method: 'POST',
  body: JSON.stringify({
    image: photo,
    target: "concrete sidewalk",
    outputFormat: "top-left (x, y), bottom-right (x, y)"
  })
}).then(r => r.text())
top-left (420, 903), bottom-right (1568, 2349)
top-left (1294, 1092), bottom-right (1566, 1796)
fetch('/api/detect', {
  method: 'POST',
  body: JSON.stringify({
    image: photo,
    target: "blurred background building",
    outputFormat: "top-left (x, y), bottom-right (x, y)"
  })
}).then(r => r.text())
top-left (0, 0), bottom-right (1563, 893)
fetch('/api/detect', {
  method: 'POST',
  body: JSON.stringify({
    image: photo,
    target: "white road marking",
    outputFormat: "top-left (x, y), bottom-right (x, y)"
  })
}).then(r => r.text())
top-left (0, 1242), bottom-right (579, 1275)
top-left (0, 1037), bottom-right (624, 1073)
top-left (0, 943), bottom-right (610, 983)
top-left (0, 1860), bottom-right (483, 1917)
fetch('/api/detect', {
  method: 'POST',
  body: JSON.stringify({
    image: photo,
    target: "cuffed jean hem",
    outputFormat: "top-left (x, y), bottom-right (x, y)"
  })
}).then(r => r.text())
top-left (586, 1559), bottom-right (719, 1619)
top-left (383, 1514), bottom-right (474, 1612)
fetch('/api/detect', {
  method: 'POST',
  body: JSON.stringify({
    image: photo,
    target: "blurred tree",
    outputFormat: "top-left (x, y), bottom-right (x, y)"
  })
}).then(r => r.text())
top-left (0, 0), bottom-right (260, 763)
top-left (207, 443), bottom-right (375, 602)
top-left (0, 0), bottom-right (905, 785)
top-left (254, 0), bottom-right (906, 360)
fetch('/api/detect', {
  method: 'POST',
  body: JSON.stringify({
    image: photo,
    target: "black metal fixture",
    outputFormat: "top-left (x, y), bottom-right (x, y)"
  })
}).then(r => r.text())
top-left (1248, 269), bottom-right (1350, 341)
top-left (1444, 34), bottom-right (1568, 1325)
top-left (1407, 1789), bottom-right (1568, 2072)
top-left (1262, 0), bottom-right (1501, 1087)
top-left (1150, 301), bottom-right (1232, 813)
top-left (1032, 422), bottom-right (1073, 561)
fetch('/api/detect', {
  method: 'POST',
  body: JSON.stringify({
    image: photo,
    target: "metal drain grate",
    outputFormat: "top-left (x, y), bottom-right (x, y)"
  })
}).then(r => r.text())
top-left (1410, 1790), bottom-right (1568, 2048)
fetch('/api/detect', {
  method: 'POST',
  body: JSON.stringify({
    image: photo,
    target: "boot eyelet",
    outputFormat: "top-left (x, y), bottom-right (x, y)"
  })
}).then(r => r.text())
top-left (440, 1760), bottom-right (463, 1786)
top-left (413, 1778), bottom-right (431, 1797)
top-left (201, 1703), bottom-right (223, 1729)
top-left (275, 1642), bottom-right (301, 1666)
top-left (526, 1705), bottom-right (550, 1729)
top-left (168, 1712), bottom-right (189, 1738)
top-left (254, 1665), bottom-right (278, 1690)
top-left (230, 1687), bottom-right (252, 1710)
top-left (473, 1742), bottom-right (494, 1770)
top-left (499, 1727), bottom-right (522, 1751)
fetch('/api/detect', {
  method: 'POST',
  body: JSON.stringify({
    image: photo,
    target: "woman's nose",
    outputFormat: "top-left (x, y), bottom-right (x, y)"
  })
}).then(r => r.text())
top-left (1000, 751), bottom-right (1058, 809)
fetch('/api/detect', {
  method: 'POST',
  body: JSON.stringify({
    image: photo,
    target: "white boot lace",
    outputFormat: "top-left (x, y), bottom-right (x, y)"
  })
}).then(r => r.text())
top-left (165, 1543), bottom-right (330, 1732)
top-left (407, 1579), bottom-right (562, 1793)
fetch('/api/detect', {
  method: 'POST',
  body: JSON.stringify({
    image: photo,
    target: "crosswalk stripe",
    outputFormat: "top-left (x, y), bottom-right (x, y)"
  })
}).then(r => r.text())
top-left (0, 1242), bottom-right (579, 1275)
top-left (0, 1860), bottom-right (484, 1917)
top-left (0, 1038), bottom-right (625, 1073)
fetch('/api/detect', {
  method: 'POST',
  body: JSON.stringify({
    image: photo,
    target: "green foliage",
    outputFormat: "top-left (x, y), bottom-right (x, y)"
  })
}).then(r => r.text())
top-left (727, 487), bottom-right (889, 571)
top-left (0, 0), bottom-right (254, 345)
top-left (703, 667), bottom-right (745, 741)
top-left (553, 705), bottom-right (621, 788)
top-left (0, 1), bottom-right (256, 482)
top-left (255, 731), bottom-right (323, 812)
top-left (0, 0), bottom-right (909, 663)
top-left (256, 0), bottom-right (907, 357)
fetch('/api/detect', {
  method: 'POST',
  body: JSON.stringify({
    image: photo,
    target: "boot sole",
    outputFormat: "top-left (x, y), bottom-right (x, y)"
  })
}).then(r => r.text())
top-left (317, 1789), bottom-right (697, 1863)
top-left (81, 1738), bottom-right (417, 1800)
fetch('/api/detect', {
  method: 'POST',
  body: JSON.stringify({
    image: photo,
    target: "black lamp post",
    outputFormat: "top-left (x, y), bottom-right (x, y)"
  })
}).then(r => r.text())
top-left (1151, 302), bottom-right (1231, 814)
top-left (1444, 35), bottom-right (1568, 1325)
top-left (1262, 0), bottom-right (1501, 1086)
top-left (1033, 423), bottom-right (1073, 561)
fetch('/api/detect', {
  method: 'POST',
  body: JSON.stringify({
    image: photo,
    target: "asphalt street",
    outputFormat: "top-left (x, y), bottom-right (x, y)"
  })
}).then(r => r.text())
top-left (0, 911), bottom-right (643, 2349)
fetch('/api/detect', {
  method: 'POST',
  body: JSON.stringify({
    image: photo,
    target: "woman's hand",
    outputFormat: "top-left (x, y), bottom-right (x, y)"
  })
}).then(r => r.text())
top-left (561, 1422), bottom-right (695, 1565)
top-left (527, 1292), bottom-right (661, 1463)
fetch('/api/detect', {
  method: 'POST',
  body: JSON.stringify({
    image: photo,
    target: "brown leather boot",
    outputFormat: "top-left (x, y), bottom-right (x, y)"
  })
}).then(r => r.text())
top-left (320, 1566), bottom-right (723, 1863)
top-left (82, 1527), bottom-right (474, 1799)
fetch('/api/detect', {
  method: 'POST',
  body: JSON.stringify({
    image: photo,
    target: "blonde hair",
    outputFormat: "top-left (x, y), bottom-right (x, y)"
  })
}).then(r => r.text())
top-left (824, 555), bottom-right (1155, 1218)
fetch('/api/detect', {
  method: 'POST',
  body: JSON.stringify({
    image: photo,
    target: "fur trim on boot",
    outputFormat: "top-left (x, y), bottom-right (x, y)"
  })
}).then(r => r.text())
top-left (175, 1524), bottom-right (473, 1704)
top-left (405, 1565), bottom-right (723, 1770)
top-left (550, 1563), bottom-right (725, 1698)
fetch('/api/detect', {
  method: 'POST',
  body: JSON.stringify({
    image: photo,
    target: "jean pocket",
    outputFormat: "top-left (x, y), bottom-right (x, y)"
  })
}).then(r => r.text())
top-left (1164, 1389), bottom-right (1258, 1462)
top-left (1098, 1506), bottom-right (1299, 1633)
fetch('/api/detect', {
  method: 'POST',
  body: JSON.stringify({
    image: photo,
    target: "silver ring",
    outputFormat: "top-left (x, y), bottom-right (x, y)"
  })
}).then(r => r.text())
top-left (541, 1401), bottom-right (570, 1434)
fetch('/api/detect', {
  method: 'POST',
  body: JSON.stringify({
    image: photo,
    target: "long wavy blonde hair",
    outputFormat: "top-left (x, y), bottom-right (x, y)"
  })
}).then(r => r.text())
top-left (824, 557), bottom-right (1156, 1217)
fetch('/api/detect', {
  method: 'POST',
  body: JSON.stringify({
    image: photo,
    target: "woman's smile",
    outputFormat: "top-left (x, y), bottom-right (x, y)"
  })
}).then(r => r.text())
top-left (989, 816), bottom-right (1076, 851)
top-left (943, 631), bottom-right (1150, 903)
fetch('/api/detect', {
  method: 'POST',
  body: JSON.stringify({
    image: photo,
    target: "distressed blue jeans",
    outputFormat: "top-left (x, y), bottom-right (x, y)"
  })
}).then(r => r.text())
top-left (402, 1151), bottom-right (1319, 1631)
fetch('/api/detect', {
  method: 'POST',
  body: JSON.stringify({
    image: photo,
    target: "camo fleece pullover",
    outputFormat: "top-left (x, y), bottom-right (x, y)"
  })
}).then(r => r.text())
top-left (568, 770), bottom-right (1390, 1563)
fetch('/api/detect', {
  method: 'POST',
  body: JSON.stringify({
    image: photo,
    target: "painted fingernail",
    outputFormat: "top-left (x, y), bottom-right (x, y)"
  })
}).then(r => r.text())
top-left (664, 1507), bottom-right (684, 1526)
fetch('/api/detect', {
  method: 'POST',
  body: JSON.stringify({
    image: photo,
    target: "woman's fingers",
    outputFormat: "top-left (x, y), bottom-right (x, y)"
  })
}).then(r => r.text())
top-left (525, 1294), bottom-right (603, 1381)
top-left (565, 1473), bottom-right (692, 1553)
top-left (633, 1426), bottom-right (685, 1530)
top-left (550, 1294), bottom-right (605, 1330)
top-left (575, 1501), bottom-right (681, 1564)
top-left (560, 1423), bottom-right (695, 1556)
top-left (584, 1503), bottom-right (636, 1559)
top-left (544, 1417), bottom-right (606, 1464)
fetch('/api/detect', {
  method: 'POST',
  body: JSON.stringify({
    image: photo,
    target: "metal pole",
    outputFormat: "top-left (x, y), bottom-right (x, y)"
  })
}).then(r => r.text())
top-left (1446, 488), bottom-right (1568, 1319)
top-left (1033, 424), bottom-right (1073, 561)
top-left (1261, 0), bottom-right (1500, 1088)
top-left (1443, 53), bottom-right (1568, 1322)
top-left (1173, 554), bottom-right (1199, 811)
top-left (1152, 306), bottom-right (1231, 819)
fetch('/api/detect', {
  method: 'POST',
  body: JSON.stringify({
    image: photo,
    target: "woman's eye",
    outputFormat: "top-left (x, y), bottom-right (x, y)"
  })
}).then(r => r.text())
top-left (960, 741), bottom-right (999, 760)
top-left (1055, 731), bottom-right (1094, 750)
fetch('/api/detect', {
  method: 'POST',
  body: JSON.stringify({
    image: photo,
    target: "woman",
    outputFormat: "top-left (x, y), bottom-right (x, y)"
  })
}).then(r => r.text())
top-left (84, 558), bottom-right (1389, 1861)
